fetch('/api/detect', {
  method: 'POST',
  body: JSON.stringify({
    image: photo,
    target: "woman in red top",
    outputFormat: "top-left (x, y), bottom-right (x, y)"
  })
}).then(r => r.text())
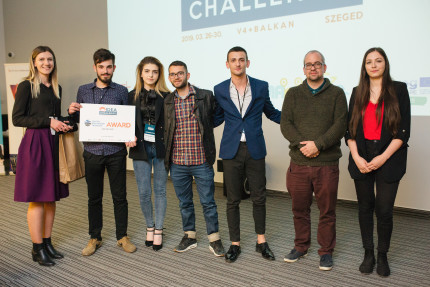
top-left (345, 47), bottom-right (411, 277)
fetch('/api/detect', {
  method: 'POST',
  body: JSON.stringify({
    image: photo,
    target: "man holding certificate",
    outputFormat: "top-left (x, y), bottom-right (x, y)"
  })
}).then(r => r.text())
top-left (68, 49), bottom-right (136, 256)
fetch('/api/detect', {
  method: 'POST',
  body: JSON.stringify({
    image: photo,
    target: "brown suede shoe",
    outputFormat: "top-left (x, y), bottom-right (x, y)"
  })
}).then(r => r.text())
top-left (117, 236), bottom-right (137, 253)
top-left (82, 238), bottom-right (102, 256)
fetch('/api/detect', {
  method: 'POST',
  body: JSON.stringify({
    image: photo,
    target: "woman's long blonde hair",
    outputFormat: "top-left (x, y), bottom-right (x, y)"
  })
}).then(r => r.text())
top-left (133, 56), bottom-right (170, 99)
top-left (26, 46), bottom-right (59, 99)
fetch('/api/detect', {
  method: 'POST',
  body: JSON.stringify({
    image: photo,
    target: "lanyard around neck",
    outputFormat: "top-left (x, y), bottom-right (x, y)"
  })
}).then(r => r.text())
top-left (92, 87), bottom-right (109, 104)
top-left (235, 85), bottom-right (248, 117)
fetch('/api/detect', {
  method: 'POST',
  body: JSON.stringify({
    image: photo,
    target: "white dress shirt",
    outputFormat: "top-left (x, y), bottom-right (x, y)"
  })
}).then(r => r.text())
top-left (229, 76), bottom-right (252, 142)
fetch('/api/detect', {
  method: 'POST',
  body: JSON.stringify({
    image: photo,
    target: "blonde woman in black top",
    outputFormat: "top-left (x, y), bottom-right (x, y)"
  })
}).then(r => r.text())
top-left (12, 46), bottom-right (72, 266)
top-left (127, 57), bottom-right (170, 251)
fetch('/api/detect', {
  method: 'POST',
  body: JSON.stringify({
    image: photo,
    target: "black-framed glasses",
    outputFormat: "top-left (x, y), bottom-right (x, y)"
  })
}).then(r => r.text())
top-left (304, 62), bottom-right (323, 70)
top-left (168, 71), bottom-right (186, 78)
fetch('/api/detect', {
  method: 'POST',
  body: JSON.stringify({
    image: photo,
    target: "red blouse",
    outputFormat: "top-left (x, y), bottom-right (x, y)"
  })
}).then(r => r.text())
top-left (363, 101), bottom-right (384, 140)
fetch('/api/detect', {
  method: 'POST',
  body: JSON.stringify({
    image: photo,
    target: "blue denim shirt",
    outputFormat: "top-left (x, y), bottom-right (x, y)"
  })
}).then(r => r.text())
top-left (75, 80), bottom-right (129, 156)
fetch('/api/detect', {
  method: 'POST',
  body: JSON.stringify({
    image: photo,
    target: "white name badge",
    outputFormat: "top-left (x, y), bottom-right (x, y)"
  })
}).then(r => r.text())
top-left (79, 104), bottom-right (135, 142)
top-left (144, 124), bottom-right (155, 142)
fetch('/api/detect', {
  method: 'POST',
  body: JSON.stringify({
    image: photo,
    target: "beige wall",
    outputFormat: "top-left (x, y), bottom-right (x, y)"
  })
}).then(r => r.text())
top-left (2, 0), bottom-right (108, 111)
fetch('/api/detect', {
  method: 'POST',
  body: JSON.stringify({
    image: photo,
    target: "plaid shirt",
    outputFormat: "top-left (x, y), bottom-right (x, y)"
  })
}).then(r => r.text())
top-left (172, 85), bottom-right (206, 166)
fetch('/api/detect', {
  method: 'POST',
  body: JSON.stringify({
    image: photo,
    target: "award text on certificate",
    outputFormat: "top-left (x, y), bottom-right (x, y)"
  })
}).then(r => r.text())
top-left (79, 104), bottom-right (135, 142)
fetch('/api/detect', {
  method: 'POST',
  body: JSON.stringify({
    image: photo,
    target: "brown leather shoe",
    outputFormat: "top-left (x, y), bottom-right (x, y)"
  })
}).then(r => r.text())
top-left (117, 236), bottom-right (137, 253)
top-left (82, 238), bottom-right (102, 256)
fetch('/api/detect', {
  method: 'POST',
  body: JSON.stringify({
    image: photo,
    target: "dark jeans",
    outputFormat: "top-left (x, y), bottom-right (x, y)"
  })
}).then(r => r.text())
top-left (84, 149), bottom-right (128, 240)
top-left (354, 140), bottom-right (400, 253)
top-left (286, 162), bottom-right (339, 255)
top-left (223, 142), bottom-right (266, 242)
top-left (170, 163), bottom-right (219, 235)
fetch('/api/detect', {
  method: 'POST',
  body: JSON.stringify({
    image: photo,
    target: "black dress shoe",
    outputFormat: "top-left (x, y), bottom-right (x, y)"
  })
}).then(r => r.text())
top-left (32, 248), bottom-right (55, 266)
top-left (256, 242), bottom-right (275, 260)
top-left (225, 245), bottom-right (241, 263)
top-left (44, 241), bottom-right (64, 259)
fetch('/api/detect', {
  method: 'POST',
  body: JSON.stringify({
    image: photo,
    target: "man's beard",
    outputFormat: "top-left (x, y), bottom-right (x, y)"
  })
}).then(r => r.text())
top-left (97, 73), bottom-right (112, 84)
top-left (173, 79), bottom-right (187, 90)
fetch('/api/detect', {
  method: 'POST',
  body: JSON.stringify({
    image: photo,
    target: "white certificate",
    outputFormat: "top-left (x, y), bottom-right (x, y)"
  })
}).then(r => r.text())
top-left (79, 104), bottom-right (135, 142)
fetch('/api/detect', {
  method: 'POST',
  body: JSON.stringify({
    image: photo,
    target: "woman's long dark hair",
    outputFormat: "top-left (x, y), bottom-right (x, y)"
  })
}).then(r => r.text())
top-left (349, 47), bottom-right (401, 138)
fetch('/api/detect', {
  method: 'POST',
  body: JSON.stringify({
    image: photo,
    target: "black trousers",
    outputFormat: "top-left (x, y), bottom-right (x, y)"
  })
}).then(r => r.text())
top-left (354, 140), bottom-right (400, 253)
top-left (223, 142), bottom-right (266, 242)
top-left (84, 149), bottom-right (128, 240)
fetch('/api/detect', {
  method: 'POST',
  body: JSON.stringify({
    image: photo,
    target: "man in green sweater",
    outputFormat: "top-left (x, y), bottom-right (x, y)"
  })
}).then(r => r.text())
top-left (280, 50), bottom-right (347, 271)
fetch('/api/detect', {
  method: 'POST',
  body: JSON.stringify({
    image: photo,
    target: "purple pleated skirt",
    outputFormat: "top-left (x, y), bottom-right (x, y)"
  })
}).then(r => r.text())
top-left (14, 128), bottom-right (69, 202)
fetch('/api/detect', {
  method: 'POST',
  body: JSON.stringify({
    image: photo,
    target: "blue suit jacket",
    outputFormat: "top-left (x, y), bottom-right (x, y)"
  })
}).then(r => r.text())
top-left (214, 76), bottom-right (281, 160)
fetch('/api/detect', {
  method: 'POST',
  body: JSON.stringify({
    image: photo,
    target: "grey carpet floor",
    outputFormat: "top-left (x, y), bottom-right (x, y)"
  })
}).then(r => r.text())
top-left (0, 172), bottom-right (429, 287)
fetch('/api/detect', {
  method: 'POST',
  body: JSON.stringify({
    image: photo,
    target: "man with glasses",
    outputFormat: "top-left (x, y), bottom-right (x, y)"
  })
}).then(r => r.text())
top-left (164, 60), bottom-right (225, 257)
top-left (280, 50), bottom-right (347, 271)
top-left (214, 46), bottom-right (281, 263)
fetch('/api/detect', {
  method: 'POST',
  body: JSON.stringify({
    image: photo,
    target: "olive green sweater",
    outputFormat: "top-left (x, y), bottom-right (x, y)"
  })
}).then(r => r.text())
top-left (280, 79), bottom-right (348, 166)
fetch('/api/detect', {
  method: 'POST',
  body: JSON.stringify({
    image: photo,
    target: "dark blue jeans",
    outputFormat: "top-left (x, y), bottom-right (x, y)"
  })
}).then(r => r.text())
top-left (170, 163), bottom-right (219, 235)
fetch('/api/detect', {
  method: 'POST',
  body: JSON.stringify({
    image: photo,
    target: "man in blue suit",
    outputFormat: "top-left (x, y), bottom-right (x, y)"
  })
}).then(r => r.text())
top-left (214, 46), bottom-right (281, 263)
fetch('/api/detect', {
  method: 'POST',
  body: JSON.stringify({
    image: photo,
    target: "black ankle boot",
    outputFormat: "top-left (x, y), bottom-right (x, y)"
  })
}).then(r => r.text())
top-left (359, 249), bottom-right (375, 274)
top-left (43, 237), bottom-right (64, 259)
top-left (32, 243), bottom-right (55, 266)
top-left (376, 252), bottom-right (390, 277)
